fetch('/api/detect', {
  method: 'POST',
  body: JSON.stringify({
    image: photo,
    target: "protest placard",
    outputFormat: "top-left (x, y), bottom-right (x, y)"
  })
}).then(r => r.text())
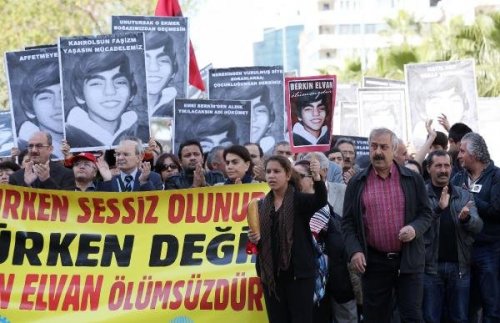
top-left (0, 111), bottom-right (14, 157)
top-left (358, 87), bottom-right (407, 141)
top-left (173, 99), bottom-right (252, 154)
top-left (0, 184), bottom-right (269, 322)
top-left (405, 59), bottom-right (479, 148)
top-left (59, 33), bottom-right (149, 151)
top-left (209, 66), bottom-right (285, 155)
top-left (4, 47), bottom-right (64, 159)
top-left (285, 76), bottom-right (336, 153)
top-left (112, 16), bottom-right (189, 119)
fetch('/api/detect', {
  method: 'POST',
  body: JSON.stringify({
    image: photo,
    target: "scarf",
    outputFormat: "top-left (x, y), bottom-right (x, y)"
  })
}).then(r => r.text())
top-left (258, 184), bottom-right (295, 297)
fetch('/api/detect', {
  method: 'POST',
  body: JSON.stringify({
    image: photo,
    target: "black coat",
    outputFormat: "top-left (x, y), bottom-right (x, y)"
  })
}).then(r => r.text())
top-left (9, 161), bottom-right (75, 190)
top-left (341, 162), bottom-right (433, 273)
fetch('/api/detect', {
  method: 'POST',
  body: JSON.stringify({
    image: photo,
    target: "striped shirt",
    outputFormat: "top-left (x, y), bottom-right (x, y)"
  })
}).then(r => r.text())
top-left (362, 163), bottom-right (405, 252)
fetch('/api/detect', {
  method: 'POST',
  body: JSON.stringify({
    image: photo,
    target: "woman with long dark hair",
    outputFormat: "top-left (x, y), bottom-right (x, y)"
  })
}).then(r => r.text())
top-left (248, 154), bottom-right (327, 323)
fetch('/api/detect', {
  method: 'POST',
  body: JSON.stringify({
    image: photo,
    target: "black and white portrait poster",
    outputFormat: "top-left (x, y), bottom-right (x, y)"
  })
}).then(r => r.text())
top-left (358, 88), bottom-right (407, 142)
top-left (5, 47), bottom-right (65, 160)
top-left (0, 111), bottom-right (14, 157)
top-left (333, 83), bottom-right (358, 135)
top-left (338, 101), bottom-right (360, 136)
top-left (112, 16), bottom-right (189, 119)
top-left (208, 66), bottom-right (285, 155)
top-left (405, 59), bottom-right (478, 148)
top-left (285, 76), bottom-right (336, 153)
top-left (59, 33), bottom-right (149, 151)
top-left (172, 99), bottom-right (251, 154)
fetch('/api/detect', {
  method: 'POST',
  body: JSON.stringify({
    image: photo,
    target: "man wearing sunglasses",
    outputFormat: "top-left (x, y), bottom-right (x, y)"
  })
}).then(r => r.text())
top-left (9, 131), bottom-right (75, 190)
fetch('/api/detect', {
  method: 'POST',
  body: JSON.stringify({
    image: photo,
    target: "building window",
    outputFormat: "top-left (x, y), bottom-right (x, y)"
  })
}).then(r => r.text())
top-left (319, 25), bottom-right (335, 34)
top-left (337, 24), bottom-right (361, 35)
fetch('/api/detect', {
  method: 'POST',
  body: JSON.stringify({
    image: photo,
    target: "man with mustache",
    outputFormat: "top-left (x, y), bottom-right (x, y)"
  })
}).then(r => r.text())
top-left (422, 149), bottom-right (482, 322)
top-left (341, 127), bottom-right (433, 322)
top-left (9, 131), bottom-right (74, 190)
top-left (334, 138), bottom-right (358, 184)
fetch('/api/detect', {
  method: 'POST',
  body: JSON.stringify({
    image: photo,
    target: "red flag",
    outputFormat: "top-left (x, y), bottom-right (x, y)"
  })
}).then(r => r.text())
top-left (155, 0), bottom-right (205, 91)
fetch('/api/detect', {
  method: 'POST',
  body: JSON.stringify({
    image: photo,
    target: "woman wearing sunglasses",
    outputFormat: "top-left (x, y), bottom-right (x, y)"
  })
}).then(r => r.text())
top-left (154, 153), bottom-right (182, 182)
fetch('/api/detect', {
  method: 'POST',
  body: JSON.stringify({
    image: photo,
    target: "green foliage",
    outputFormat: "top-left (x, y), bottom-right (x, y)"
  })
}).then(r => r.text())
top-left (318, 11), bottom-right (500, 97)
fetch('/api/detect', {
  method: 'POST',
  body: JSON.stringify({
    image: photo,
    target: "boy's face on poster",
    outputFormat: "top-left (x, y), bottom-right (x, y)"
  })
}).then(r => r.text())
top-left (200, 131), bottom-right (234, 153)
top-left (82, 66), bottom-right (131, 122)
top-left (250, 96), bottom-right (271, 143)
top-left (299, 99), bottom-right (326, 135)
top-left (33, 84), bottom-right (63, 134)
top-left (424, 88), bottom-right (465, 123)
top-left (146, 46), bottom-right (174, 95)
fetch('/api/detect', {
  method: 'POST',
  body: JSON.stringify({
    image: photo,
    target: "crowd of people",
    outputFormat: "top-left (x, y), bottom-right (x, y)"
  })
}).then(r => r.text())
top-left (0, 114), bottom-right (499, 323)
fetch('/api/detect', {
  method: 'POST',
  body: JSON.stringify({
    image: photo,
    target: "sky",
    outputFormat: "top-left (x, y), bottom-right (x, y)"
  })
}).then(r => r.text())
top-left (188, 0), bottom-right (306, 69)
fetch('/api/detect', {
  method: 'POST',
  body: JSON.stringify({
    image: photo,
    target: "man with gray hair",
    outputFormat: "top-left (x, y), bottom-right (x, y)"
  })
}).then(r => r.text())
top-left (334, 137), bottom-right (358, 183)
top-left (341, 127), bottom-right (432, 322)
top-left (206, 146), bottom-right (226, 177)
top-left (97, 136), bottom-right (163, 192)
top-left (451, 132), bottom-right (500, 322)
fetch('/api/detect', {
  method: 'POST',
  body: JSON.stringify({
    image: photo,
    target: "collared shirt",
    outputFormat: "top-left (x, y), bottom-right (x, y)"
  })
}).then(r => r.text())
top-left (75, 182), bottom-right (96, 192)
top-left (362, 163), bottom-right (405, 252)
top-left (119, 169), bottom-right (138, 192)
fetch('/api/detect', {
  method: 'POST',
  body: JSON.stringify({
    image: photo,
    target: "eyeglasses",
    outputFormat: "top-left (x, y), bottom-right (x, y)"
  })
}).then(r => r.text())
top-left (162, 163), bottom-right (178, 171)
top-left (27, 143), bottom-right (50, 150)
top-left (299, 173), bottom-right (312, 179)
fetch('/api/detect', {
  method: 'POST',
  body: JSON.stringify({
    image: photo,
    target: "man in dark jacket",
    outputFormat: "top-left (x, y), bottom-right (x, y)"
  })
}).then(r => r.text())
top-left (423, 150), bottom-right (483, 323)
top-left (164, 140), bottom-right (224, 189)
top-left (341, 128), bottom-right (433, 323)
top-left (96, 136), bottom-right (163, 192)
top-left (9, 131), bottom-right (75, 190)
top-left (451, 132), bottom-right (500, 322)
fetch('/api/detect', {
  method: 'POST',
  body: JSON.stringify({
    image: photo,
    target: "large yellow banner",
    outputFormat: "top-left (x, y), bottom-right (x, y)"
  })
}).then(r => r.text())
top-left (0, 183), bottom-right (269, 323)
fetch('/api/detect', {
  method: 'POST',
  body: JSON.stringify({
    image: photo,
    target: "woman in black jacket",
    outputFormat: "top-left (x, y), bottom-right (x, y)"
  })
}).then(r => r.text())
top-left (248, 154), bottom-right (327, 323)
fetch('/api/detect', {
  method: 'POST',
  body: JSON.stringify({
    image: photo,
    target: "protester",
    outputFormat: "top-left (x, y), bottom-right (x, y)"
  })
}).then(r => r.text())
top-left (341, 127), bottom-right (433, 322)
top-left (448, 122), bottom-right (472, 176)
top-left (9, 131), bottom-right (75, 190)
top-left (451, 132), bottom-right (500, 322)
top-left (70, 152), bottom-right (112, 192)
top-left (96, 136), bottom-right (163, 192)
top-left (221, 145), bottom-right (255, 184)
top-left (327, 147), bottom-right (344, 167)
top-left (206, 146), bottom-right (227, 176)
top-left (272, 141), bottom-right (295, 160)
top-left (0, 161), bottom-right (20, 185)
top-left (245, 142), bottom-right (266, 182)
top-left (423, 150), bottom-right (483, 323)
top-left (164, 140), bottom-right (225, 189)
top-left (154, 153), bottom-right (182, 182)
top-left (334, 138), bottom-right (358, 184)
top-left (248, 155), bottom-right (327, 323)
